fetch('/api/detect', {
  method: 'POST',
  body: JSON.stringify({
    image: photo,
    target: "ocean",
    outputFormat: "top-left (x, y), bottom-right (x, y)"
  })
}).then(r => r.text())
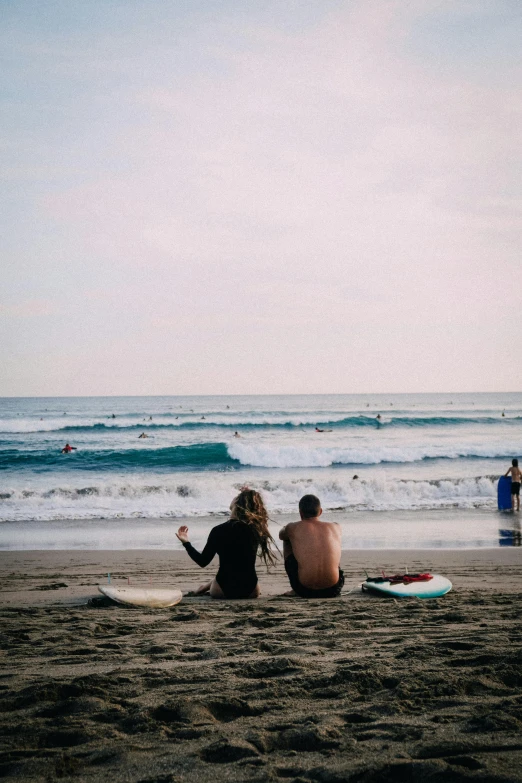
top-left (1, 393), bottom-right (521, 550)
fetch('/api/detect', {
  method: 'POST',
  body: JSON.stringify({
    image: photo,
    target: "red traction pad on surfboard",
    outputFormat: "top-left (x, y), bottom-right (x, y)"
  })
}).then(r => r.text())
top-left (366, 573), bottom-right (433, 586)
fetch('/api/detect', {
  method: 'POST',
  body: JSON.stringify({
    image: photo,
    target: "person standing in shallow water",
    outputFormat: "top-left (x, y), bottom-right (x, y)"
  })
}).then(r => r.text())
top-left (505, 459), bottom-right (522, 512)
top-left (279, 494), bottom-right (344, 598)
top-left (176, 488), bottom-right (277, 598)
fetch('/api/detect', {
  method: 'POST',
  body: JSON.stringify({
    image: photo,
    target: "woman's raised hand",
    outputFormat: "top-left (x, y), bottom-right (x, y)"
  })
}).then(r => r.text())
top-left (176, 525), bottom-right (190, 543)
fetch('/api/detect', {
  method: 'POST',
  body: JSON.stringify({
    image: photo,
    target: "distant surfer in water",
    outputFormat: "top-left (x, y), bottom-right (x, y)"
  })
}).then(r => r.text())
top-left (315, 427), bottom-right (332, 433)
top-left (61, 443), bottom-right (77, 454)
top-left (176, 489), bottom-right (277, 599)
top-left (138, 432), bottom-right (149, 439)
top-left (505, 459), bottom-right (521, 512)
top-left (234, 431), bottom-right (240, 437)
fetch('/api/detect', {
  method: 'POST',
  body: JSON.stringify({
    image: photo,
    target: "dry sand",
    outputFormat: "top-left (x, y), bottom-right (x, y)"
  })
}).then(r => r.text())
top-left (1, 548), bottom-right (522, 782)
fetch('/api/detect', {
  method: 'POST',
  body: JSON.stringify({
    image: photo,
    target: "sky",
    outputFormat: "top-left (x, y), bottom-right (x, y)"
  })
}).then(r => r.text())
top-left (1, 0), bottom-right (521, 396)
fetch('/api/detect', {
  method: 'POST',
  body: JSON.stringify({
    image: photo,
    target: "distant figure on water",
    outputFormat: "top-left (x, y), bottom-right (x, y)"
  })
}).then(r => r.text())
top-left (505, 459), bottom-right (521, 512)
top-left (376, 414), bottom-right (381, 420)
top-left (138, 432), bottom-right (149, 439)
top-left (234, 431), bottom-right (240, 437)
top-left (315, 427), bottom-right (332, 433)
top-left (176, 489), bottom-right (277, 599)
top-left (279, 495), bottom-right (344, 598)
top-left (61, 443), bottom-right (76, 454)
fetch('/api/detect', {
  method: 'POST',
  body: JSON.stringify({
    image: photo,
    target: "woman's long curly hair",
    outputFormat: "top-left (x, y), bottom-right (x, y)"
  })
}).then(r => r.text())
top-left (230, 488), bottom-right (278, 569)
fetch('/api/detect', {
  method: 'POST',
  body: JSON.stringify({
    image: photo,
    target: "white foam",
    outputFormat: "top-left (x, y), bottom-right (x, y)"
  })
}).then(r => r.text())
top-left (0, 412), bottom-right (357, 433)
top-left (227, 440), bottom-right (522, 468)
top-left (0, 473), bottom-right (497, 524)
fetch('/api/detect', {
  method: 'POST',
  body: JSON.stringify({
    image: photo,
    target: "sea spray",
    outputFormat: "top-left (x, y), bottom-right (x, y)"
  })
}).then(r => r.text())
top-left (0, 474), bottom-right (497, 522)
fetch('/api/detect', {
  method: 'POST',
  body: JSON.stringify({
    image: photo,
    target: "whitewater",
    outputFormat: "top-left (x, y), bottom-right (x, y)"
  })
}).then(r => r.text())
top-left (0, 393), bottom-right (521, 549)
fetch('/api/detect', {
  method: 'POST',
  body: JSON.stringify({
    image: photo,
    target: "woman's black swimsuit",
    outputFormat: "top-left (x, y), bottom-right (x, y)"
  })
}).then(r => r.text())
top-left (182, 520), bottom-right (258, 598)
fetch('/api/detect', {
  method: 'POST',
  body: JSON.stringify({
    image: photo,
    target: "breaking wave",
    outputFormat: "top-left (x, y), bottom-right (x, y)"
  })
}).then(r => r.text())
top-left (0, 414), bottom-right (519, 434)
top-left (2, 439), bottom-right (521, 472)
top-left (0, 474), bottom-right (498, 521)
top-left (227, 441), bottom-right (522, 468)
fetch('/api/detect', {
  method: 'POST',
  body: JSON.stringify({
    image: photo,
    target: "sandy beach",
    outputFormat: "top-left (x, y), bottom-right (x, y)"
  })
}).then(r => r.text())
top-left (1, 548), bottom-right (522, 782)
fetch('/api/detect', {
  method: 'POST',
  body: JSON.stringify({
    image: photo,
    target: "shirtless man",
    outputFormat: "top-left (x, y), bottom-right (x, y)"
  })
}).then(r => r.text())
top-left (279, 494), bottom-right (344, 598)
top-left (505, 458), bottom-right (522, 512)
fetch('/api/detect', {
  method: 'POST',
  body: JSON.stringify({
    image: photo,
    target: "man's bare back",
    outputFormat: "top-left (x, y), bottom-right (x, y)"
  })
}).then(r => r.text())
top-left (279, 495), bottom-right (343, 597)
top-left (280, 519), bottom-right (341, 588)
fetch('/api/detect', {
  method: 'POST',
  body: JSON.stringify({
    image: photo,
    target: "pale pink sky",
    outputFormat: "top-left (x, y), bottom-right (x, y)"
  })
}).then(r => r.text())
top-left (1, 0), bottom-right (521, 395)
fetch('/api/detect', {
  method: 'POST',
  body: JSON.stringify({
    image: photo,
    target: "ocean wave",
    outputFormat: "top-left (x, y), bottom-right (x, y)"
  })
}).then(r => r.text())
top-left (0, 474), bottom-right (498, 521)
top-left (0, 443), bottom-right (236, 471)
top-left (0, 413), bottom-right (520, 434)
top-left (227, 441), bottom-right (522, 468)
top-left (1, 438), bottom-right (521, 472)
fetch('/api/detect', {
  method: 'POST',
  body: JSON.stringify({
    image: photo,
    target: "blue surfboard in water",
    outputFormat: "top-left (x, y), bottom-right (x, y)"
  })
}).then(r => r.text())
top-left (498, 476), bottom-right (512, 511)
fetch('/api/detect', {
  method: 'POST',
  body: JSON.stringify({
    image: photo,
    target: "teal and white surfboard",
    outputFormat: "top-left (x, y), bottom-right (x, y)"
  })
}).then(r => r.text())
top-left (362, 574), bottom-right (452, 599)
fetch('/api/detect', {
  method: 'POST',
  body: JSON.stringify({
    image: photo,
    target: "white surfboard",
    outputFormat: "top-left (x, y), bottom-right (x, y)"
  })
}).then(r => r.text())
top-left (362, 574), bottom-right (452, 599)
top-left (98, 585), bottom-right (183, 608)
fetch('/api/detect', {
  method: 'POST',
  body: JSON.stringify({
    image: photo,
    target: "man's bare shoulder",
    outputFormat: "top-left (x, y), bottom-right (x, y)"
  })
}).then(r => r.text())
top-left (322, 520), bottom-right (342, 535)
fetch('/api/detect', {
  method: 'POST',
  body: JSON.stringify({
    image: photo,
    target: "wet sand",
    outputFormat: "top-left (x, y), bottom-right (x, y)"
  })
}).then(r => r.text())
top-left (1, 548), bottom-right (522, 782)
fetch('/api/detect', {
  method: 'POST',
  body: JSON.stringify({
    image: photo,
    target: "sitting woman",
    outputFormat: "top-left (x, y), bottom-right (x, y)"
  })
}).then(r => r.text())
top-left (176, 488), bottom-right (277, 598)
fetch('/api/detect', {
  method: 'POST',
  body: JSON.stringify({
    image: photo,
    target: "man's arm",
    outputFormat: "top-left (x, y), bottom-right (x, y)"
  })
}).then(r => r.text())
top-left (505, 468), bottom-right (512, 477)
top-left (279, 523), bottom-right (294, 541)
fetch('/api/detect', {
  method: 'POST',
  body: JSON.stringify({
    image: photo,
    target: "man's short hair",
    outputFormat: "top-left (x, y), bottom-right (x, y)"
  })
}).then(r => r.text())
top-left (299, 494), bottom-right (321, 519)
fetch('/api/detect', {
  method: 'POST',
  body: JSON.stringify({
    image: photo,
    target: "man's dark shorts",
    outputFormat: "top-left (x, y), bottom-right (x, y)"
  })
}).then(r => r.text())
top-left (512, 482), bottom-right (521, 497)
top-left (284, 553), bottom-right (344, 598)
